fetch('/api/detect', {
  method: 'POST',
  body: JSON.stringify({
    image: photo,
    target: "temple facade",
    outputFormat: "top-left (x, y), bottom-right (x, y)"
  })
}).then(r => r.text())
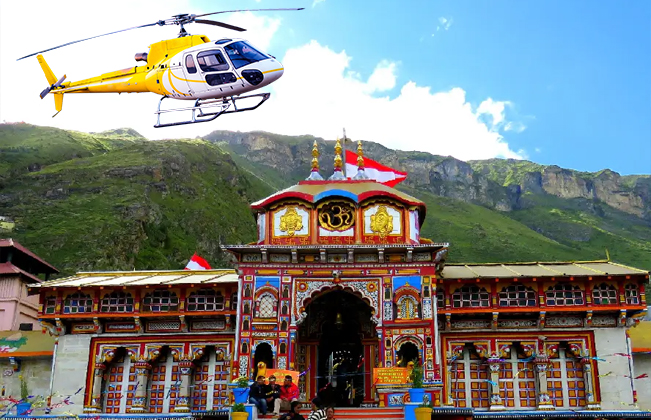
top-left (22, 140), bottom-right (651, 419)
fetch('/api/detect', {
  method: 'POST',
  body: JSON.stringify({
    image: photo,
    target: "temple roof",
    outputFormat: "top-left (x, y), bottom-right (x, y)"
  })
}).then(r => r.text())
top-left (251, 180), bottom-right (426, 223)
top-left (0, 261), bottom-right (43, 283)
top-left (440, 260), bottom-right (649, 280)
top-left (28, 269), bottom-right (237, 291)
top-left (0, 238), bottom-right (59, 275)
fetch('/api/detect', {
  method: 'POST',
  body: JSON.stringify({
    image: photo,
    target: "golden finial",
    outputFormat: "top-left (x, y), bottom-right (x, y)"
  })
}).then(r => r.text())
top-left (334, 137), bottom-right (343, 171)
top-left (357, 140), bottom-right (364, 169)
top-left (306, 140), bottom-right (324, 180)
top-left (352, 139), bottom-right (369, 180)
top-left (311, 140), bottom-right (320, 172)
top-left (328, 137), bottom-right (346, 180)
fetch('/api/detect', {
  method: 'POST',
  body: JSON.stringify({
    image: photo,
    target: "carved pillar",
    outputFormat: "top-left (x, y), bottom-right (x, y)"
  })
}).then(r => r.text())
top-left (128, 360), bottom-right (152, 413)
top-left (534, 358), bottom-right (554, 410)
top-left (488, 359), bottom-right (505, 411)
top-left (581, 358), bottom-right (600, 409)
top-left (173, 358), bottom-right (195, 412)
top-left (85, 362), bottom-right (106, 413)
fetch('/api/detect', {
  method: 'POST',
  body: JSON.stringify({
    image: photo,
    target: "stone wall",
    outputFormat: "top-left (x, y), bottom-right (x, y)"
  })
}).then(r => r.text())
top-left (0, 357), bottom-right (51, 410)
top-left (50, 334), bottom-right (91, 415)
top-left (633, 354), bottom-right (651, 411)
top-left (593, 328), bottom-right (634, 409)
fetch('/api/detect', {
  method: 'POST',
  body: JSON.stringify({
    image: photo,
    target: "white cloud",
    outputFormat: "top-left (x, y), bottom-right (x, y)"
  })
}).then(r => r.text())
top-left (0, 3), bottom-right (526, 162)
top-left (365, 60), bottom-right (398, 93)
top-left (218, 41), bottom-right (526, 161)
top-left (504, 121), bottom-right (527, 133)
top-left (312, 0), bottom-right (326, 7)
top-left (437, 17), bottom-right (453, 31)
top-left (535, 147), bottom-right (542, 153)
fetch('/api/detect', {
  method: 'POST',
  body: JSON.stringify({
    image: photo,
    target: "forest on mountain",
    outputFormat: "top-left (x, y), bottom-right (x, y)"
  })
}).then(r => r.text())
top-left (1, 123), bottom-right (649, 277)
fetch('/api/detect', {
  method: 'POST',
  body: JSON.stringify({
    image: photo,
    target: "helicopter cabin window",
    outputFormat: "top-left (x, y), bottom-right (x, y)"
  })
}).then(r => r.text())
top-left (225, 41), bottom-right (268, 69)
top-left (197, 50), bottom-right (229, 72)
top-left (205, 72), bottom-right (237, 86)
top-left (185, 55), bottom-right (197, 74)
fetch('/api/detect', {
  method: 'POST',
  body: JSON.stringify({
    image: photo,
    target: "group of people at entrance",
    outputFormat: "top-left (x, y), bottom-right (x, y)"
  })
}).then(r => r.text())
top-left (249, 375), bottom-right (335, 420)
top-left (249, 374), bottom-right (299, 416)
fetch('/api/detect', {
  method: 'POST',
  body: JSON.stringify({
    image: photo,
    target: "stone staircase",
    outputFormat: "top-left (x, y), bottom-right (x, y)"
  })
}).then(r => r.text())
top-left (259, 407), bottom-right (404, 420)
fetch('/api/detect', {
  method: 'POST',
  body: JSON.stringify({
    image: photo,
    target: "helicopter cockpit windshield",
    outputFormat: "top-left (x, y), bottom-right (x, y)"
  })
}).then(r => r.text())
top-left (224, 41), bottom-right (268, 69)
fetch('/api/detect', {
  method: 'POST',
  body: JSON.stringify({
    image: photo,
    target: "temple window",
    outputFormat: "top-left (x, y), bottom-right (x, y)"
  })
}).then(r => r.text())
top-left (142, 290), bottom-right (179, 312)
top-left (498, 285), bottom-right (537, 307)
top-left (100, 291), bottom-right (134, 313)
top-left (452, 285), bottom-right (490, 308)
top-left (436, 289), bottom-right (445, 308)
top-left (63, 292), bottom-right (92, 314)
top-left (498, 346), bottom-right (537, 409)
top-left (547, 345), bottom-right (587, 408)
top-left (545, 284), bottom-right (584, 306)
top-left (625, 284), bottom-right (640, 305)
top-left (450, 347), bottom-right (489, 409)
top-left (231, 294), bottom-right (238, 310)
top-left (43, 295), bottom-right (57, 314)
top-left (256, 292), bottom-right (278, 318)
top-left (187, 289), bottom-right (224, 311)
top-left (397, 295), bottom-right (419, 319)
top-left (592, 283), bottom-right (618, 305)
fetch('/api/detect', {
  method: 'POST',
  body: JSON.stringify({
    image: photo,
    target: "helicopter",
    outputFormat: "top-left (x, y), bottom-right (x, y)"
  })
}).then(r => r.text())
top-left (17, 8), bottom-right (303, 128)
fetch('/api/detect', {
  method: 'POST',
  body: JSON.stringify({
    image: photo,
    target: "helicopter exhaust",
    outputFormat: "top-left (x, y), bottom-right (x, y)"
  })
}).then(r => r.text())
top-left (134, 52), bottom-right (148, 62)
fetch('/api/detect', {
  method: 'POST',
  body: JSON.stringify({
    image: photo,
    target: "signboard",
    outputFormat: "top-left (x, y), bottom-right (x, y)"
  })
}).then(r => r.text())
top-left (373, 367), bottom-right (409, 385)
top-left (265, 369), bottom-right (300, 384)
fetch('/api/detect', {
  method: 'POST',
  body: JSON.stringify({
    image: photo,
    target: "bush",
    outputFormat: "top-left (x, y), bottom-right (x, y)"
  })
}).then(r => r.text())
top-left (19, 375), bottom-right (29, 400)
top-left (232, 403), bottom-right (247, 412)
top-left (410, 360), bottom-right (424, 388)
top-left (235, 376), bottom-right (250, 388)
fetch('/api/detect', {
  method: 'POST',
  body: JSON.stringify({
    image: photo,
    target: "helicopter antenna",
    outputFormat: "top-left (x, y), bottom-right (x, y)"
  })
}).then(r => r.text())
top-left (17, 8), bottom-right (304, 61)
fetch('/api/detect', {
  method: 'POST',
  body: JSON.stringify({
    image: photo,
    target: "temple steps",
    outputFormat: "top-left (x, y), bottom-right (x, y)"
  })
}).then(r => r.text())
top-left (259, 406), bottom-right (404, 420)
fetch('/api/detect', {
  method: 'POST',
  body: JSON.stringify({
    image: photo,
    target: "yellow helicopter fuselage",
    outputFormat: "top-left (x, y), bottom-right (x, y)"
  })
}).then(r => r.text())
top-left (38, 35), bottom-right (284, 114)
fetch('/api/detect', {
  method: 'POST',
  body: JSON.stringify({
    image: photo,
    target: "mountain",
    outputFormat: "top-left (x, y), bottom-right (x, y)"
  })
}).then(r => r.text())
top-left (0, 123), bottom-right (649, 278)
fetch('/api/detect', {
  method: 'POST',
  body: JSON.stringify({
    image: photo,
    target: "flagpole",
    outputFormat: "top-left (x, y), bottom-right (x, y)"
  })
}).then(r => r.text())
top-left (342, 128), bottom-right (349, 178)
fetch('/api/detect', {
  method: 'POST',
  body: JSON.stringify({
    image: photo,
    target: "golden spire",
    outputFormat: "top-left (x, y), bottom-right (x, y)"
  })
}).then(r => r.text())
top-left (353, 140), bottom-right (369, 180)
top-left (306, 140), bottom-right (324, 181)
top-left (311, 140), bottom-right (320, 172)
top-left (328, 137), bottom-right (346, 180)
top-left (334, 137), bottom-right (343, 171)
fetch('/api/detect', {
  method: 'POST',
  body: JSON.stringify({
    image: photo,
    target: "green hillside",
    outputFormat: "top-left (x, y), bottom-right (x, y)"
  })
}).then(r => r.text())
top-left (0, 124), bottom-right (649, 279)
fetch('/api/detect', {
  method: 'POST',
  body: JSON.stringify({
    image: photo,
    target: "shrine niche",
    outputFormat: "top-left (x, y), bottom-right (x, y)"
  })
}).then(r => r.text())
top-left (362, 202), bottom-right (403, 243)
top-left (317, 200), bottom-right (356, 237)
top-left (272, 203), bottom-right (310, 240)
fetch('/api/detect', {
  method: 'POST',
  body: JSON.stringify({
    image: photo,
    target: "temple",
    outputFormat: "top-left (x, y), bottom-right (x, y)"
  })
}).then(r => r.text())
top-left (23, 139), bottom-right (651, 419)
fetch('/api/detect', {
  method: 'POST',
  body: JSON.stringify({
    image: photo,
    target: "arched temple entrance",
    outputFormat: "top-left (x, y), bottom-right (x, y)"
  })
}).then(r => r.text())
top-left (297, 290), bottom-right (377, 407)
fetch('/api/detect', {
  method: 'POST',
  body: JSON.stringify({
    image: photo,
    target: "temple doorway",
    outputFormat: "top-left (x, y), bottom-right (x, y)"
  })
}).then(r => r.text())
top-left (298, 290), bottom-right (376, 407)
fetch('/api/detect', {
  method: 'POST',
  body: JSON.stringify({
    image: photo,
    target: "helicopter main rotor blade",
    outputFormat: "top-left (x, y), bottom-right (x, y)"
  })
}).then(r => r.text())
top-left (17, 21), bottom-right (162, 61)
top-left (194, 19), bottom-right (246, 32)
top-left (195, 8), bottom-right (304, 19)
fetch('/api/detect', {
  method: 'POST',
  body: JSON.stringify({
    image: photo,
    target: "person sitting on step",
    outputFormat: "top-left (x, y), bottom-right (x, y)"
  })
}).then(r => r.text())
top-left (249, 375), bottom-right (269, 415)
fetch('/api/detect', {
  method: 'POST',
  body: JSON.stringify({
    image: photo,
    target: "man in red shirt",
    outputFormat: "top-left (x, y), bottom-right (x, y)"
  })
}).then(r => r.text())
top-left (278, 375), bottom-right (300, 412)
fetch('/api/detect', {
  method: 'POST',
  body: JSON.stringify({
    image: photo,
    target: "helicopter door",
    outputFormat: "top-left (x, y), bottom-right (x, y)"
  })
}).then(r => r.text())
top-left (195, 49), bottom-right (237, 96)
top-left (181, 54), bottom-right (199, 95)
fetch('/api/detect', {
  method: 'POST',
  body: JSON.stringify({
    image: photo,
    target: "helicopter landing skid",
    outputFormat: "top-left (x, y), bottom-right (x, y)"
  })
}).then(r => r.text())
top-left (154, 92), bottom-right (271, 128)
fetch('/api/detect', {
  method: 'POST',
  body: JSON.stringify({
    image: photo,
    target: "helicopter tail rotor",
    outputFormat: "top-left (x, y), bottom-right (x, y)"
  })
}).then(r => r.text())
top-left (37, 54), bottom-right (66, 117)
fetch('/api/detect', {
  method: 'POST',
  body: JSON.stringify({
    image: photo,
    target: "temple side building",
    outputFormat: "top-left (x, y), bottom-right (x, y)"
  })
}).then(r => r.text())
top-left (17, 141), bottom-right (651, 419)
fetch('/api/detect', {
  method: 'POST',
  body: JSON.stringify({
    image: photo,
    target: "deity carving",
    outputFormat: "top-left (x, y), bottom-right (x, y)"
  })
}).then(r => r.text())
top-left (279, 207), bottom-right (303, 236)
top-left (370, 205), bottom-right (394, 238)
top-left (318, 201), bottom-right (355, 231)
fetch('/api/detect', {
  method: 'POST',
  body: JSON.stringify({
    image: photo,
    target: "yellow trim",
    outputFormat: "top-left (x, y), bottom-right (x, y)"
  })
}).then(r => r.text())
top-left (166, 69), bottom-right (190, 97)
top-left (263, 68), bottom-right (284, 74)
top-left (169, 70), bottom-right (206, 84)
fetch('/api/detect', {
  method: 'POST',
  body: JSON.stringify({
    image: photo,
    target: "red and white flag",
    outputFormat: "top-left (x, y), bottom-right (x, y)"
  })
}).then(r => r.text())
top-left (345, 150), bottom-right (407, 187)
top-left (185, 253), bottom-right (211, 270)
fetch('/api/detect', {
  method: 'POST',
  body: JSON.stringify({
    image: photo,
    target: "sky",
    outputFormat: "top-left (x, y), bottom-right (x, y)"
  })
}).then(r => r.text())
top-left (1, 0), bottom-right (649, 175)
